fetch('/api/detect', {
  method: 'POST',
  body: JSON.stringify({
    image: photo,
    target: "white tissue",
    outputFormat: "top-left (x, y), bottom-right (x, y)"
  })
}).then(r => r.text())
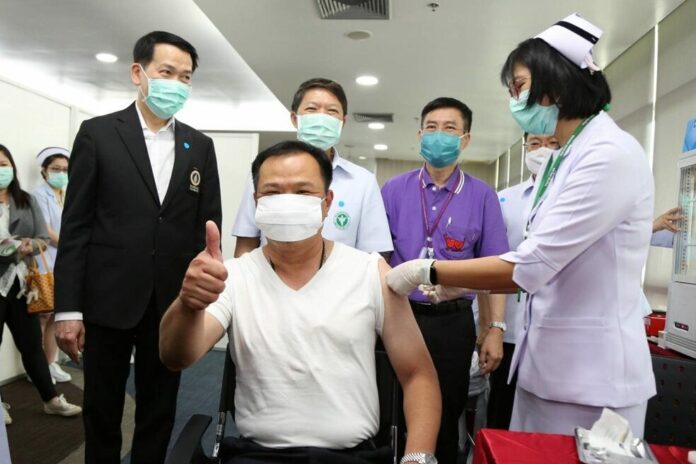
top-left (586, 409), bottom-right (635, 457)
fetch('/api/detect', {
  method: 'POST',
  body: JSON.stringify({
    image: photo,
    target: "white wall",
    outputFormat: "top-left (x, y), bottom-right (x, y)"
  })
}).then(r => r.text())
top-left (644, 0), bottom-right (696, 307)
top-left (0, 78), bottom-right (91, 383)
top-left (204, 132), bottom-right (258, 349)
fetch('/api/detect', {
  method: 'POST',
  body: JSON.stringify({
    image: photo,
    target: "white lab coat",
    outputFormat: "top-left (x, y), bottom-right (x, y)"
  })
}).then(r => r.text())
top-left (501, 112), bottom-right (656, 415)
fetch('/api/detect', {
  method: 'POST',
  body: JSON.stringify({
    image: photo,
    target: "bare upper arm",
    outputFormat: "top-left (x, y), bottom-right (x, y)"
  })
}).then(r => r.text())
top-left (203, 311), bottom-right (227, 352)
top-left (378, 259), bottom-right (433, 382)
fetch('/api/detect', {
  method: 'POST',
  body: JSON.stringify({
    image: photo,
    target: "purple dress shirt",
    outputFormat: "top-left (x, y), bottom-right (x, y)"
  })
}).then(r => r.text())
top-left (382, 165), bottom-right (509, 302)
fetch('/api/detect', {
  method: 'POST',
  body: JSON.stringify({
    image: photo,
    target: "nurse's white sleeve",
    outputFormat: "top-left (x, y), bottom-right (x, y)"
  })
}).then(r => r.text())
top-left (501, 142), bottom-right (651, 294)
top-left (355, 175), bottom-right (394, 253)
top-left (230, 175), bottom-right (260, 238)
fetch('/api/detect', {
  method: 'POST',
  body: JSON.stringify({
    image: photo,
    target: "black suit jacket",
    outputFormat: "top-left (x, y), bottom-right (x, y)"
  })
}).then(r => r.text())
top-left (55, 103), bottom-right (222, 329)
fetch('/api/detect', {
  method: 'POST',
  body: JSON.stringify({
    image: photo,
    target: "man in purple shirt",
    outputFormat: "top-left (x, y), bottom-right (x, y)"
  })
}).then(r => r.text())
top-left (381, 97), bottom-right (509, 463)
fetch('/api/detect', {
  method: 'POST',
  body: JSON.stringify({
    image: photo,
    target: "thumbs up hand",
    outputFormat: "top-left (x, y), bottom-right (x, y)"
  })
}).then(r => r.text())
top-left (180, 221), bottom-right (229, 311)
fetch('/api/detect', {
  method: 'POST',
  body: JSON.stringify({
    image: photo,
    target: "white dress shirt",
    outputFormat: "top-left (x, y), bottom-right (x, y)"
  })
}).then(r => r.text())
top-left (231, 150), bottom-right (393, 253)
top-left (495, 177), bottom-right (534, 344)
top-left (56, 102), bottom-right (176, 323)
top-left (501, 112), bottom-right (656, 408)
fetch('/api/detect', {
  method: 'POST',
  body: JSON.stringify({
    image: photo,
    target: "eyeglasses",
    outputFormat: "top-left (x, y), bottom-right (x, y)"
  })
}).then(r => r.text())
top-left (524, 140), bottom-right (561, 150)
top-left (508, 76), bottom-right (529, 100)
top-left (47, 167), bottom-right (68, 174)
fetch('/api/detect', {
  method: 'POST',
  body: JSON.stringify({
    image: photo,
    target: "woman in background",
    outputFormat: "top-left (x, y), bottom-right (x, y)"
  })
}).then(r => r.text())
top-left (33, 147), bottom-right (72, 383)
top-left (0, 144), bottom-right (80, 423)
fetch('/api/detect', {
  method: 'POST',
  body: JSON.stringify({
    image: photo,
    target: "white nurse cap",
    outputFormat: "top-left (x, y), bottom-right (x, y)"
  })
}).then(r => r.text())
top-left (36, 146), bottom-right (70, 167)
top-left (535, 13), bottom-right (603, 71)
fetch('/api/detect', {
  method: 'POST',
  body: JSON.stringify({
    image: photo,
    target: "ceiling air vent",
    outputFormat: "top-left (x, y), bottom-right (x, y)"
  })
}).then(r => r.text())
top-left (353, 112), bottom-right (393, 123)
top-left (316, 0), bottom-right (390, 20)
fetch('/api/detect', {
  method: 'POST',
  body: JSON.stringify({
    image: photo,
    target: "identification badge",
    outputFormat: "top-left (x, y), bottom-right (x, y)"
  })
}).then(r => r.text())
top-left (418, 246), bottom-right (435, 259)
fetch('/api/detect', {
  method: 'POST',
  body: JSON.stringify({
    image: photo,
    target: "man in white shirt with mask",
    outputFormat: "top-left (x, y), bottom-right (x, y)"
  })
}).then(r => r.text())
top-left (232, 78), bottom-right (393, 256)
top-left (485, 132), bottom-right (558, 430)
top-left (160, 140), bottom-right (440, 464)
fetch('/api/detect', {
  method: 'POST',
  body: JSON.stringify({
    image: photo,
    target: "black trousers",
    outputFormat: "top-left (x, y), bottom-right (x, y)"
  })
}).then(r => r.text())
top-left (486, 342), bottom-right (517, 430)
top-left (221, 436), bottom-right (391, 464)
top-left (83, 298), bottom-right (181, 464)
top-left (0, 280), bottom-right (56, 402)
top-left (410, 299), bottom-right (475, 464)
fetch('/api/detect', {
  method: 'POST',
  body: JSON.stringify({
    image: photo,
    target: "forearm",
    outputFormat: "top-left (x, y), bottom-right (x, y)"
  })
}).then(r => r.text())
top-left (486, 293), bottom-right (506, 322)
top-left (159, 298), bottom-right (210, 371)
top-left (435, 256), bottom-right (516, 290)
top-left (401, 368), bottom-right (441, 455)
top-left (47, 225), bottom-right (59, 247)
top-left (477, 294), bottom-right (491, 335)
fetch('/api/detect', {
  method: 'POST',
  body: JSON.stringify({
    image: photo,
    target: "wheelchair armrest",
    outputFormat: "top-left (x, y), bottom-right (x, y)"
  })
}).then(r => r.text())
top-left (166, 414), bottom-right (213, 464)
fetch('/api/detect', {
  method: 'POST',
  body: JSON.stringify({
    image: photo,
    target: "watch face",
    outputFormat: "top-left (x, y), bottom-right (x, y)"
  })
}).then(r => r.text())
top-left (425, 455), bottom-right (438, 464)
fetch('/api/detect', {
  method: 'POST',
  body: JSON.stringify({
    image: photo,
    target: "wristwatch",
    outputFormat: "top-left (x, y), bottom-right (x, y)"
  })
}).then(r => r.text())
top-left (429, 260), bottom-right (438, 285)
top-left (400, 452), bottom-right (438, 464)
top-left (489, 321), bottom-right (507, 332)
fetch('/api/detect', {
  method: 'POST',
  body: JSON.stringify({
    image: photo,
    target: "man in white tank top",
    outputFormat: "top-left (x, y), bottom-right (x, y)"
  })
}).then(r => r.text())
top-left (160, 140), bottom-right (441, 464)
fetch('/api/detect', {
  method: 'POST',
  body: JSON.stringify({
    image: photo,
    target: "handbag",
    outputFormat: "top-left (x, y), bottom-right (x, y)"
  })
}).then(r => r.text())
top-left (25, 239), bottom-right (54, 314)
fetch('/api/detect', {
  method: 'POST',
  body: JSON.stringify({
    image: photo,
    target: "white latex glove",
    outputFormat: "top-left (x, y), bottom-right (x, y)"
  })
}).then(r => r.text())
top-left (386, 259), bottom-right (434, 296)
top-left (420, 285), bottom-right (474, 304)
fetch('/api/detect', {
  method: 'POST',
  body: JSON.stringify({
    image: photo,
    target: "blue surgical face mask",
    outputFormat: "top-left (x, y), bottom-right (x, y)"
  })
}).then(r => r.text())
top-left (47, 172), bottom-right (69, 189)
top-left (139, 64), bottom-right (191, 119)
top-left (509, 89), bottom-right (559, 136)
top-left (0, 167), bottom-right (14, 189)
top-left (296, 113), bottom-right (342, 151)
top-left (420, 131), bottom-right (463, 168)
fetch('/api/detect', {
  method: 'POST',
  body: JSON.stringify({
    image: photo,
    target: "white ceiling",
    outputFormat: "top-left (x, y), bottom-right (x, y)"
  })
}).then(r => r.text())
top-left (0, 0), bottom-right (292, 131)
top-left (0, 0), bottom-right (685, 162)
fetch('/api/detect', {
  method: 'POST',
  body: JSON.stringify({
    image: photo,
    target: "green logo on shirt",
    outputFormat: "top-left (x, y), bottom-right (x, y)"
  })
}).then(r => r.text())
top-left (334, 211), bottom-right (350, 230)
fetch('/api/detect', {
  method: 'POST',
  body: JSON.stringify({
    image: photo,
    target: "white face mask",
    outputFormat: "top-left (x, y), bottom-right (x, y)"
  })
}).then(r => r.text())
top-left (255, 194), bottom-right (325, 242)
top-left (525, 146), bottom-right (555, 175)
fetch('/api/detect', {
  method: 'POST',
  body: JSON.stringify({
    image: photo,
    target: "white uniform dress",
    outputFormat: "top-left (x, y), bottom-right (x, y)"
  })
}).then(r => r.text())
top-left (232, 150), bottom-right (393, 253)
top-left (500, 112), bottom-right (656, 436)
top-left (32, 181), bottom-right (63, 273)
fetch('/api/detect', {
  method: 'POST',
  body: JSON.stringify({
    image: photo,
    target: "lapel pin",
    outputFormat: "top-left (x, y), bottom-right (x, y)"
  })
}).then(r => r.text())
top-left (183, 142), bottom-right (190, 150)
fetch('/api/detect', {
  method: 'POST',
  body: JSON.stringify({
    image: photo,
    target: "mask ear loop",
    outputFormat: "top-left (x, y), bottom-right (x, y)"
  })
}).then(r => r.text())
top-left (137, 64), bottom-right (150, 100)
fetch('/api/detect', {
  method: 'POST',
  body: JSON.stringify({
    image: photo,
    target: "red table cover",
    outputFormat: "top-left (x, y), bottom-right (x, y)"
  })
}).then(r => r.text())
top-left (473, 429), bottom-right (692, 464)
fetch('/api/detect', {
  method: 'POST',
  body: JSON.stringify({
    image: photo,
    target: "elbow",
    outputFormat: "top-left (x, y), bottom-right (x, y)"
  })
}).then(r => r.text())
top-left (158, 337), bottom-right (190, 372)
top-left (159, 348), bottom-right (189, 372)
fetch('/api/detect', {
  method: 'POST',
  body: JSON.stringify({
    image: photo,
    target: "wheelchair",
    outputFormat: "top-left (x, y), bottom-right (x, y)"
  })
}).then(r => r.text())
top-left (166, 344), bottom-right (403, 464)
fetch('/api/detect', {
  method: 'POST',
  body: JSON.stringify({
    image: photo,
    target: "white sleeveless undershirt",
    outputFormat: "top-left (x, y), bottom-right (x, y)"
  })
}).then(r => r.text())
top-left (206, 242), bottom-right (385, 449)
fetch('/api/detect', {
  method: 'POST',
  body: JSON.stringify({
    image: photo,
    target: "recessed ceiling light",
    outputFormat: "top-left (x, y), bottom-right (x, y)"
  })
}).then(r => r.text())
top-left (374, 144), bottom-right (388, 151)
top-left (356, 75), bottom-right (379, 86)
top-left (95, 52), bottom-right (118, 63)
top-left (346, 30), bottom-right (372, 40)
top-left (358, 156), bottom-right (367, 160)
top-left (368, 122), bottom-right (385, 130)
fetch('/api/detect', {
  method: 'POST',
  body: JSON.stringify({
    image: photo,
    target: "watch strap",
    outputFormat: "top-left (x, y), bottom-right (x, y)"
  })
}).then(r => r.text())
top-left (429, 260), bottom-right (438, 285)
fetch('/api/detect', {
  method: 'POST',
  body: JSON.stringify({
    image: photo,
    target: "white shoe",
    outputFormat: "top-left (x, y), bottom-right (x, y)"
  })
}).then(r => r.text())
top-left (2, 403), bottom-right (11, 425)
top-left (43, 394), bottom-right (81, 417)
top-left (49, 362), bottom-right (72, 383)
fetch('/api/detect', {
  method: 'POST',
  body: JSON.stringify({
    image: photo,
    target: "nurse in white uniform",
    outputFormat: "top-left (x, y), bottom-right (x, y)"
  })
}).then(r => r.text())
top-left (385, 13), bottom-right (656, 437)
top-left (485, 133), bottom-right (558, 430)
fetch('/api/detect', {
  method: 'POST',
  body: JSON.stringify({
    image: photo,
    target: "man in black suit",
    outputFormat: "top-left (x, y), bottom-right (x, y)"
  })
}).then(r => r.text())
top-left (54, 31), bottom-right (222, 464)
